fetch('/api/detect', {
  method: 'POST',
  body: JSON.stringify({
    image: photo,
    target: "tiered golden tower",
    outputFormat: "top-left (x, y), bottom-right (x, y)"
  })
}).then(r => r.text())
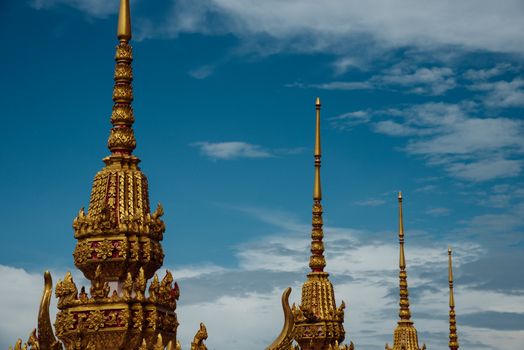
top-left (448, 248), bottom-right (459, 350)
top-left (6, 2), bottom-right (463, 350)
top-left (386, 193), bottom-right (426, 350)
top-left (267, 99), bottom-right (352, 350)
top-left (8, 1), bottom-right (208, 350)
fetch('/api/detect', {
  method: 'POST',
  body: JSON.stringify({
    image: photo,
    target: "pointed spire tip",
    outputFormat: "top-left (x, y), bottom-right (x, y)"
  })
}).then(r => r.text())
top-left (316, 97), bottom-right (321, 107)
top-left (117, 0), bottom-right (132, 41)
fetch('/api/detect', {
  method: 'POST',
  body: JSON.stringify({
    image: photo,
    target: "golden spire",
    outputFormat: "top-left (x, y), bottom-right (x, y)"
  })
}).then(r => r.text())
top-left (449, 247), bottom-right (459, 350)
top-left (397, 191), bottom-right (412, 323)
top-left (386, 192), bottom-right (425, 350)
top-left (117, 0), bottom-right (131, 41)
top-left (292, 98), bottom-right (347, 350)
top-left (310, 97), bottom-right (326, 272)
top-left (107, 0), bottom-right (137, 155)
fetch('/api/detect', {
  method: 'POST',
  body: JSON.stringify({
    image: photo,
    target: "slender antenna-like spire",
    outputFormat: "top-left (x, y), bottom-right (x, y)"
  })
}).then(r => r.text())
top-left (107, 0), bottom-right (137, 156)
top-left (309, 97), bottom-right (326, 272)
top-left (398, 191), bottom-right (412, 323)
top-left (117, 0), bottom-right (132, 41)
top-left (449, 247), bottom-right (459, 350)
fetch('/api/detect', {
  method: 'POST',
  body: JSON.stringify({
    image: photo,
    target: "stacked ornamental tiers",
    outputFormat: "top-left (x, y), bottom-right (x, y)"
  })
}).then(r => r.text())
top-left (53, 1), bottom-right (182, 349)
top-left (267, 99), bottom-right (353, 350)
top-left (2, 1), bottom-right (214, 350)
top-left (385, 193), bottom-right (426, 350)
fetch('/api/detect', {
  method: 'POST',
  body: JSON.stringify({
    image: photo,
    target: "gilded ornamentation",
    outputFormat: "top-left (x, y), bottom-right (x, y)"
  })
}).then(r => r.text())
top-left (86, 310), bottom-right (105, 331)
top-left (268, 99), bottom-right (351, 350)
top-left (90, 266), bottom-right (110, 300)
top-left (190, 323), bottom-right (208, 350)
top-left (55, 272), bottom-right (78, 309)
top-left (149, 274), bottom-right (160, 303)
top-left (385, 193), bottom-right (425, 350)
top-left (448, 248), bottom-right (459, 350)
top-left (135, 268), bottom-right (146, 301)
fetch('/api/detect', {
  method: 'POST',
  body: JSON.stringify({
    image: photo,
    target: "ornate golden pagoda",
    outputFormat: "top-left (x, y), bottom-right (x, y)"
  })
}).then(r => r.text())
top-left (267, 98), bottom-right (353, 350)
top-left (448, 248), bottom-right (459, 350)
top-left (386, 193), bottom-right (426, 350)
top-left (5, 3), bottom-right (464, 349)
top-left (8, 1), bottom-right (208, 349)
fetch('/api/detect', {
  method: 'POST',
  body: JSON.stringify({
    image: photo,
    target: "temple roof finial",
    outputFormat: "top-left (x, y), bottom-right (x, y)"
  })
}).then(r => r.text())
top-left (314, 97), bottom-right (322, 201)
top-left (449, 247), bottom-right (459, 350)
top-left (309, 97), bottom-right (326, 272)
top-left (397, 192), bottom-right (411, 323)
top-left (107, 0), bottom-right (137, 155)
top-left (117, 0), bottom-right (132, 41)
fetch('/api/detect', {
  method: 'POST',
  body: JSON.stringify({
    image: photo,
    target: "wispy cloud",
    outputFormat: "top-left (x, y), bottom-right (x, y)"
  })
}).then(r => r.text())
top-left (289, 66), bottom-right (456, 96)
top-left (463, 63), bottom-right (514, 81)
top-left (287, 81), bottom-right (372, 91)
top-left (36, 0), bottom-right (524, 59)
top-left (2, 203), bottom-right (522, 350)
top-left (378, 66), bottom-right (456, 95)
top-left (136, 0), bottom-right (524, 58)
top-left (470, 78), bottom-right (524, 108)
top-left (188, 65), bottom-right (215, 79)
top-left (336, 102), bottom-right (524, 182)
top-left (355, 198), bottom-right (386, 207)
top-left (425, 207), bottom-right (451, 217)
top-left (330, 110), bottom-right (372, 130)
top-left (191, 141), bottom-right (273, 160)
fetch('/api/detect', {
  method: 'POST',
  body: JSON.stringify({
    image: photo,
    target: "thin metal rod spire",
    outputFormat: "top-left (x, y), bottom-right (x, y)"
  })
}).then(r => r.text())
top-left (117, 0), bottom-right (132, 41)
top-left (449, 247), bottom-right (459, 350)
top-left (398, 192), bottom-right (412, 323)
top-left (309, 97), bottom-right (326, 272)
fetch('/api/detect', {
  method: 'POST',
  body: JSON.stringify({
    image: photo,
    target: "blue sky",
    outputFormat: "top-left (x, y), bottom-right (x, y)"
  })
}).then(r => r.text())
top-left (1, 0), bottom-right (523, 349)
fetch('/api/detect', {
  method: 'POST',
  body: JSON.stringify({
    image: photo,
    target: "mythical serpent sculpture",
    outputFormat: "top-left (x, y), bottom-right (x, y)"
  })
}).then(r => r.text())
top-left (190, 323), bottom-right (208, 350)
top-left (266, 287), bottom-right (295, 350)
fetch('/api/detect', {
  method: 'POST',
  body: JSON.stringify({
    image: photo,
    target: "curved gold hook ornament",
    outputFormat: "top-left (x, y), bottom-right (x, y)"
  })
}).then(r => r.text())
top-left (267, 287), bottom-right (295, 350)
top-left (38, 271), bottom-right (62, 350)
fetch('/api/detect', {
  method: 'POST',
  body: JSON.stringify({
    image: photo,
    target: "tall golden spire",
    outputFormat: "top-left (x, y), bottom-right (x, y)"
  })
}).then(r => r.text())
top-left (398, 191), bottom-right (412, 323)
top-left (108, 0), bottom-right (136, 155)
top-left (292, 98), bottom-right (348, 350)
top-left (448, 247), bottom-right (459, 350)
top-left (386, 192), bottom-right (425, 350)
top-left (117, 0), bottom-right (131, 41)
top-left (310, 97), bottom-right (326, 272)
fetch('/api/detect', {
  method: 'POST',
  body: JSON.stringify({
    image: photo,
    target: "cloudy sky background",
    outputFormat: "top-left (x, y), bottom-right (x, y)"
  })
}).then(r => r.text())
top-left (0, 0), bottom-right (523, 349)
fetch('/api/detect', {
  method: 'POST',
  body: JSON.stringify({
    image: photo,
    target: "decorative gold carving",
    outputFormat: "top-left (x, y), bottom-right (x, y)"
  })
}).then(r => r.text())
top-left (191, 323), bottom-right (208, 350)
top-left (385, 193), bottom-right (424, 350)
top-left (55, 272), bottom-right (78, 309)
top-left (135, 267), bottom-right (146, 301)
top-left (449, 248), bottom-right (459, 350)
top-left (90, 266), bottom-right (110, 300)
top-left (267, 288), bottom-right (295, 350)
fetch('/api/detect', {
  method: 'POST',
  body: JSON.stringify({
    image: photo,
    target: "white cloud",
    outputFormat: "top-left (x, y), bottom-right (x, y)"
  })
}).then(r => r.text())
top-left (1, 210), bottom-right (520, 350)
top-left (446, 157), bottom-right (522, 182)
top-left (378, 66), bottom-right (456, 95)
top-left (352, 102), bottom-right (524, 182)
top-left (425, 207), bottom-right (451, 217)
top-left (188, 65), bottom-right (215, 79)
top-left (290, 66), bottom-right (457, 97)
top-left (330, 110), bottom-right (372, 130)
top-left (355, 198), bottom-right (386, 207)
top-left (288, 81), bottom-right (373, 91)
top-left (133, 0), bottom-right (524, 58)
top-left (463, 63), bottom-right (513, 81)
top-left (191, 141), bottom-right (273, 160)
top-left (470, 78), bottom-right (524, 108)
